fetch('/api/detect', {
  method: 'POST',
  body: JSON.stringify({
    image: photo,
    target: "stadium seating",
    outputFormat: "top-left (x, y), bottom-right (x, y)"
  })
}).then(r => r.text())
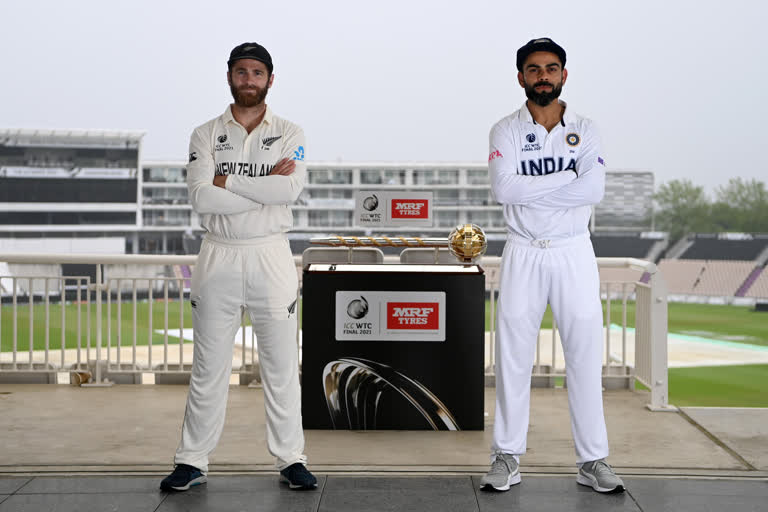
top-left (598, 267), bottom-right (645, 285)
top-left (658, 259), bottom-right (707, 295)
top-left (591, 235), bottom-right (656, 258)
top-left (689, 261), bottom-right (756, 296)
top-left (744, 267), bottom-right (768, 299)
top-left (680, 236), bottom-right (768, 260)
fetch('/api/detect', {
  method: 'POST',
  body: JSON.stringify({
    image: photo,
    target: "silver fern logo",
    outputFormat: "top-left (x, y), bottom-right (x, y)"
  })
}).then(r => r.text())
top-left (261, 135), bottom-right (282, 150)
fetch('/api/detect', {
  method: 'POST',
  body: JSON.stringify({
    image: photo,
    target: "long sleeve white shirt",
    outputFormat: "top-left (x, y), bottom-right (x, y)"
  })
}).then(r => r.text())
top-left (488, 100), bottom-right (606, 240)
top-left (186, 105), bottom-right (306, 240)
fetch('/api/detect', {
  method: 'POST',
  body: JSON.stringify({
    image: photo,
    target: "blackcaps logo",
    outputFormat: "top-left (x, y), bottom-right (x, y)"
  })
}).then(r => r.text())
top-left (189, 152), bottom-right (197, 162)
top-left (526, 133), bottom-right (536, 143)
top-left (217, 134), bottom-right (228, 144)
top-left (261, 135), bottom-right (282, 150)
top-left (362, 194), bottom-right (379, 211)
top-left (346, 297), bottom-right (369, 319)
top-left (566, 133), bottom-right (581, 146)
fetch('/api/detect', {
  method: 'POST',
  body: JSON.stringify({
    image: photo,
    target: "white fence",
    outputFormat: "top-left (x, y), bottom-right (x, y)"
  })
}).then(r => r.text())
top-left (0, 253), bottom-right (669, 409)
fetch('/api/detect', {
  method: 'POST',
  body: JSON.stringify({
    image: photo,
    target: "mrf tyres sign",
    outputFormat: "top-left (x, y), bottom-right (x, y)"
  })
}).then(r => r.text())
top-left (335, 291), bottom-right (446, 341)
top-left (391, 200), bottom-right (428, 219)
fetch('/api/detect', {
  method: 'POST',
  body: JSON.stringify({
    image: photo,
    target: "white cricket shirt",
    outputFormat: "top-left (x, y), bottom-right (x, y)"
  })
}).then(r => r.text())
top-left (488, 100), bottom-right (606, 241)
top-left (186, 105), bottom-right (306, 240)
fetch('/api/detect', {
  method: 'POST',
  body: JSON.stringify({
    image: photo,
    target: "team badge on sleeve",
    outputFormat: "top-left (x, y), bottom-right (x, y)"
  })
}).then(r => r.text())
top-left (293, 146), bottom-right (305, 161)
top-left (566, 133), bottom-right (580, 146)
top-left (597, 156), bottom-right (605, 166)
top-left (488, 150), bottom-right (503, 162)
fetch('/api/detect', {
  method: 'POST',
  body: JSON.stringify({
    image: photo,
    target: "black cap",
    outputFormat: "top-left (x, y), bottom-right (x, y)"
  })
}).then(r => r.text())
top-left (516, 37), bottom-right (566, 72)
top-left (228, 42), bottom-right (273, 73)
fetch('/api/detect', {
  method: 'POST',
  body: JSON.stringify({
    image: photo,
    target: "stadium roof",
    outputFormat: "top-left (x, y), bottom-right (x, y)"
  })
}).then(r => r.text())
top-left (0, 128), bottom-right (145, 147)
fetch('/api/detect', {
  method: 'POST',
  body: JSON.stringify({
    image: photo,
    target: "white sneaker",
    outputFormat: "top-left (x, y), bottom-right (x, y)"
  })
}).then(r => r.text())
top-left (577, 459), bottom-right (625, 493)
top-left (480, 453), bottom-right (521, 491)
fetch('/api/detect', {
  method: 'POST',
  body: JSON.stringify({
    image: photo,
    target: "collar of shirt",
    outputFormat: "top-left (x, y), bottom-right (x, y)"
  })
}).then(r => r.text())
top-left (517, 99), bottom-right (575, 127)
top-left (221, 104), bottom-right (273, 126)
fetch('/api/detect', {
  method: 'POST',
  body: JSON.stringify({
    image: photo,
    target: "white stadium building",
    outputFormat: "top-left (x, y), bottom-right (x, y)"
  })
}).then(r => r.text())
top-left (0, 128), bottom-right (656, 256)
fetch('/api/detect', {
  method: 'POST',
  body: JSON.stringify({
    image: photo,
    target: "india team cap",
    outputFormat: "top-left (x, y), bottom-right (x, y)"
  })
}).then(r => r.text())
top-left (516, 37), bottom-right (566, 72)
top-left (228, 42), bottom-right (273, 73)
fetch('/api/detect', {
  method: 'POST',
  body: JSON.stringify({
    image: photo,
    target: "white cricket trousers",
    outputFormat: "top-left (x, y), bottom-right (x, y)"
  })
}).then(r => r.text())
top-left (174, 233), bottom-right (306, 473)
top-left (492, 232), bottom-right (609, 464)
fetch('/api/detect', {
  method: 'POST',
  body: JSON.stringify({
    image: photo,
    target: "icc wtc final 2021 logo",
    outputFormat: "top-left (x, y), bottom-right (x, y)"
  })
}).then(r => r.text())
top-left (362, 194), bottom-right (379, 211)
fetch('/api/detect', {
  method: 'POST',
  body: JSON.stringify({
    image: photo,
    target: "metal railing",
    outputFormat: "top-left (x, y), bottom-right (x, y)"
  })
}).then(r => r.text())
top-left (0, 252), bottom-right (669, 408)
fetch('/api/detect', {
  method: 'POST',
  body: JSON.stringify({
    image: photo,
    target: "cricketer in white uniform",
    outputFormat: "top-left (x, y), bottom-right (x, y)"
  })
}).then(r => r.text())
top-left (480, 38), bottom-right (625, 494)
top-left (161, 42), bottom-right (317, 492)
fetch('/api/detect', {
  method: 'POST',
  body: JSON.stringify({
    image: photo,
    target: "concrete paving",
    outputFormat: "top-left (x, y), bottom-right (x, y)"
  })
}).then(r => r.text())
top-left (1, 475), bottom-right (767, 512)
top-left (1, 383), bottom-right (766, 511)
top-left (0, 385), bottom-right (765, 477)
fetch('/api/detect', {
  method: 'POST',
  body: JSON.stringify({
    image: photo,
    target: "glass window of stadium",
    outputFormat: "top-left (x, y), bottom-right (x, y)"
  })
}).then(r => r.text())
top-left (308, 211), bottom-right (329, 227)
top-left (466, 169), bottom-right (489, 185)
top-left (308, 210), bottom-right (352, 227)
top-left (309, 189), bottom-right (330, 199)
top-left (143, 210), bottom-right (191, 226)
top-left (143, 167), bottom-right (186, 183)
top-left (308, 189), bottom-right (352, 200)
top-left (143, 187), bottom-right (188, 204)
top-left (468, 211), bottom-right (490, 226)
top-left (434, 189), bottom-right (459, 205)
top-left (139, 233), bottom-right (183, 254)
top-left (465, 189), bottom-right (491, 205)
top-left (436, 210), bottom-right (459, 227)
top-left (360, 169), bottom-right (405, 185)
top-left (308, 169), bottom-right (352, 184)
top-left (413, 169), bottom-right (458, 185)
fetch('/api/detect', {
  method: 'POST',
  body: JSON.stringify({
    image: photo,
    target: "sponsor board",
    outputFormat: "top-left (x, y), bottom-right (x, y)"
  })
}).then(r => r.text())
top-left (354, 191), bottom-right (433, 227)
top-left (335, 291), bottom-right (445, 341)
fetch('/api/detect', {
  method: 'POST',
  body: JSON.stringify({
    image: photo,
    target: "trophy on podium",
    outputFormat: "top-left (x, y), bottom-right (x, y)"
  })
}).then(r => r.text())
top-left (310, 223), bottom-right (487, 264)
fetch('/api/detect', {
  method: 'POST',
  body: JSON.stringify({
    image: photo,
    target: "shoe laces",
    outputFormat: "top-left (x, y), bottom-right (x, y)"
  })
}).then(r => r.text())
top-left (488, 454), bottom-right (515, 476)
top-left (174, 464), bottom-right (198, 477)
top-left (590, 459), bottom-right (614, 476)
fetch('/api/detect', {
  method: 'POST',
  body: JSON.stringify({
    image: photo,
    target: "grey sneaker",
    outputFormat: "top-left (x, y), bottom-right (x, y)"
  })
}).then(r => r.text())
top-left (577, 459), bottom-right (625, 493)
top-left (480, 453), bottom-right (521, 491)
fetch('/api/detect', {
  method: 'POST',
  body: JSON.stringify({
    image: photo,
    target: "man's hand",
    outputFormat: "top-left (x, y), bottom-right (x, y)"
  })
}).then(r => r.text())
top-left (213, 175), bottom-right (227, 188)
top-left (270, 157), bottom-right (296, 176)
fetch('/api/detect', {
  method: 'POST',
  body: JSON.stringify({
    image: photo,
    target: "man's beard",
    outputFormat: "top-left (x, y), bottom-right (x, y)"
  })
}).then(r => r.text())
top-left (524, 81), bottom-right (562, 107)
top-left (230, 83), bottom-right (269, 107)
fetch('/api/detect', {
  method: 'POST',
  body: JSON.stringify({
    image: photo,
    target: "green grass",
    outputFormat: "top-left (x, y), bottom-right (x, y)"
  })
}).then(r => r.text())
top-left (634, 365), bottom-right (768, 407)
top-left (662, 303), bottom-right (768, 346)
top-left (1, 300), bottom-right (194, 352)
top-left (4, 298), bottom-right (767, 406)
top-left (666, 365), bottom-right (768, 407)
top-left (485, 300), bottom-right (768, 346)
top-left (4, 298), bottom-right (767, 352)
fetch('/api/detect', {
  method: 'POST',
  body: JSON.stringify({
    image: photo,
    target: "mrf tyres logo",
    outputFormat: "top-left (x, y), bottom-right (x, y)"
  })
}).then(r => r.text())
top-left (387, 302), bottom-right (439, 330)
top-left (391, 199), bottom-right (428, 219)
top-left (343, 296), bottom-right (372, 335)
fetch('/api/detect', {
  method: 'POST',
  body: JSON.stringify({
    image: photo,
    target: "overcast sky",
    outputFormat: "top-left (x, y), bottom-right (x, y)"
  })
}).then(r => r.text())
top-left (1, 0), bottom-right (765, 192)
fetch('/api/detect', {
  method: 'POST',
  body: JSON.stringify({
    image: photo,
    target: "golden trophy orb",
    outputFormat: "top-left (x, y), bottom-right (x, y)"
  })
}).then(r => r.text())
top-left (448, 224), bottom-right (487, 263)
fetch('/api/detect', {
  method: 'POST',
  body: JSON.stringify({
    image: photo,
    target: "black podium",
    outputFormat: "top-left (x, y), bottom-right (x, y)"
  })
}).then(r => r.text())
top-left (301, 264), bottom-right (485, 431)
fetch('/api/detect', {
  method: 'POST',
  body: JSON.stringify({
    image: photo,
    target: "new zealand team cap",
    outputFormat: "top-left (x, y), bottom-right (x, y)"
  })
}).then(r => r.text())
top-left (516, 38), bottom-right (566, 72)
top-left (228, 42), bottom-right (273, 73)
